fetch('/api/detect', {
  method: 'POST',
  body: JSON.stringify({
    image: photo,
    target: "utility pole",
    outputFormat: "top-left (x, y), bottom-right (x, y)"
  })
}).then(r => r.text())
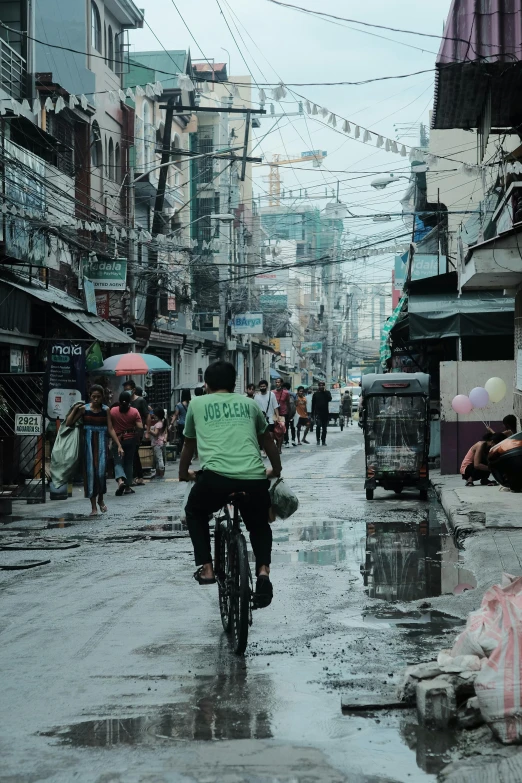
top-left (145, 96), bottom-right (175, 328)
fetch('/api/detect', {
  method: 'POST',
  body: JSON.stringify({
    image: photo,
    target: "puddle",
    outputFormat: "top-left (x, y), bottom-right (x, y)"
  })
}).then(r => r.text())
top-left (363, 607), bottom-right (463, 633)
top-left (252, 542), bottom-right (347, 566)
top-left (361, 512), bottom-right (476, 601)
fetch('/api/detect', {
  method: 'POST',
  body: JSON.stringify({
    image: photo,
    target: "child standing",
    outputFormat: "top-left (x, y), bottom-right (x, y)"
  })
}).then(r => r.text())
top-left (150, 407), bottom-right (168, 479)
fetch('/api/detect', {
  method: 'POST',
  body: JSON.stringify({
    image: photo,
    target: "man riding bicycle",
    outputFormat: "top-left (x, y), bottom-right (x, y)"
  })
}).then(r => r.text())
top-left (179, 361), bottom-right (282, 607)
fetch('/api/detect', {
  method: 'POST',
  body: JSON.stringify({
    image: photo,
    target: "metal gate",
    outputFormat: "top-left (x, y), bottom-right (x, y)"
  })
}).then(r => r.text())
top-left (0, 373), bottom-right (46, 503)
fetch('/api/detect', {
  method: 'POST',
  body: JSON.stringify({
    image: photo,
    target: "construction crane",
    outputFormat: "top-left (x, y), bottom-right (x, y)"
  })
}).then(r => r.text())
top-left (265, 150), bottom-right (327, 207)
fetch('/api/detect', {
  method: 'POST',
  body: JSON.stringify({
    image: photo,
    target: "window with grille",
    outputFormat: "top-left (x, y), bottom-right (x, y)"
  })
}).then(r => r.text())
top-left (47, 114), bottom-right (74, 176)
top-left (196, 128), bottom-right (213, 184)
top-left (147, 347), bottom-right (172, 411)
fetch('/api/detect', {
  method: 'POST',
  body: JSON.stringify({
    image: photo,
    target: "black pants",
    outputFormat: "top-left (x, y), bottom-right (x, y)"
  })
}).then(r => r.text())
top-left (185, 470), bottom-right (272, 572)
top-left (133, 439), bottom-right (143, 479)
top-left (315, 414), bottom-right (328, 443)
top-left (176, 423), bottom-right (185, 456)
top-left (284, 413), bottom-right (296, 444)
top-left (463, 464), bottom-right (491, 483)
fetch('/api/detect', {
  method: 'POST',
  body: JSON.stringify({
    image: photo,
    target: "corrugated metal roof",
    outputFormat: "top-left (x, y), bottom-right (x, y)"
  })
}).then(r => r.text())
top-left (433, 0), bottom-right (522, 129)
top-left (52, 308), bottom-right (135, 344)
top-left (0, 274), bottom-right (134, 344)
top-left (3, 275), bottom-right (88, 311)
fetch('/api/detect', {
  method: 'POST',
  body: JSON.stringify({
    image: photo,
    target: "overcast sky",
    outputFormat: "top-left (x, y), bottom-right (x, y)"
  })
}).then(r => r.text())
top-left (130, 0), bottom-right (454, 284)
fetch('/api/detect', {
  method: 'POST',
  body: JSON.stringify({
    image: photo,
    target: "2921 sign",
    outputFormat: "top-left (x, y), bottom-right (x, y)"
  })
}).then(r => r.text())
top-left (14, 414), bottom-right (43, 435)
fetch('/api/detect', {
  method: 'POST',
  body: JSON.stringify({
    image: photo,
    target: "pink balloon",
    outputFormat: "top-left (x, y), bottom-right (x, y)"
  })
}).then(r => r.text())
top-left (452, 395), bottom-right (473, 414)
top-left (469, 387), bottom-right (489, 409)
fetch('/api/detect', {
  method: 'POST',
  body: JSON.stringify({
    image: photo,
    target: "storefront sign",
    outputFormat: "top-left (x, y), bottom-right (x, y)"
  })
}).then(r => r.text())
top-left (301, 341), bottom-right (323, 355)
top-left (14, 414), bottom-right (43, 435)
top-left (254, 268), bottom-right (289, 285)
top-left (82, 258), bottom-right (127, 290)
top-left (45, 341), bottom-right (86, 420)
top-left (121, 323), bottom-right (137, 341)
top-left (231, 313), bottom-right (264, 334)
top-left (96, 293), bottom-right (111, 319)
top-left (260, 294), bottom-right (287, 310)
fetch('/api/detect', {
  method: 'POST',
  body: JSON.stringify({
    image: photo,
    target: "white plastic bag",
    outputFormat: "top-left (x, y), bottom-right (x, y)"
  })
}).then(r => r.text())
top-left (269, 478), bottom-right (299, 520)
top-left (467, 575), bottom-right (522, 743)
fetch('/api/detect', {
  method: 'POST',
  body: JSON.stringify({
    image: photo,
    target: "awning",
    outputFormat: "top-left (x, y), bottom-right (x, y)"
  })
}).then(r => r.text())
top-left (433, 0), bottom-right (522, 130)
top-left (408, 292), bottom-right (514, 340)
top-left (380, 295), bottom-right (407, 367)
top-left (270, 368), bottom-right (282, 379)
top-left (52, 307), bottom-right (135, 344)
top-left (0, 273), bottom-right (135, 344)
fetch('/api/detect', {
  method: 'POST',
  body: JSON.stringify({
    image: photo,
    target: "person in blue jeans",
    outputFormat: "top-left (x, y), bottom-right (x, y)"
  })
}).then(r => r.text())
top-left (110, 392), bottom-right (143, 495)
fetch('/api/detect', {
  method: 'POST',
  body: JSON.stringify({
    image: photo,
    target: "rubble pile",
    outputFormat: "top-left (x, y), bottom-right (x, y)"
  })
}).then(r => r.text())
top-left (398, 574), bottom-right (522, 744)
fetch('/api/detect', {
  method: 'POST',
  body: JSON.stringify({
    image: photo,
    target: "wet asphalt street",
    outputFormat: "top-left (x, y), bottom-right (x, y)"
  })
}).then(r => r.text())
top-left (0, 425), bottom-right (468, 783)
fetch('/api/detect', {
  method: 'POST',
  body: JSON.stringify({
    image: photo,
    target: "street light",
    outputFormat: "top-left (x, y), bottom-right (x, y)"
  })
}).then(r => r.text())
top-left (370, 174), bottom-right (410, 190)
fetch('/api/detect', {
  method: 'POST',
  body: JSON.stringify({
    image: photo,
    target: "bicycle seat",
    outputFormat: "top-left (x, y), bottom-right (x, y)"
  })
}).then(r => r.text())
top-left (227, 492), bottom-right (249, 504)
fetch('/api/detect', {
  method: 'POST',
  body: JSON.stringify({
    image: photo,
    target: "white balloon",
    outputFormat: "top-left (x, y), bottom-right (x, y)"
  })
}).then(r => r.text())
top-left (484, 377), bottom-right (506, 403)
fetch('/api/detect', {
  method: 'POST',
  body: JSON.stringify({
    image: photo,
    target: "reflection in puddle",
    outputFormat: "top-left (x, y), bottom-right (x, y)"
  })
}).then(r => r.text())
top-left (361, 511), bottom-right (476, 601)
top-left (400, 721), bottom-right (457, 775)
top-left (43, 672), bottom-right (273, 745)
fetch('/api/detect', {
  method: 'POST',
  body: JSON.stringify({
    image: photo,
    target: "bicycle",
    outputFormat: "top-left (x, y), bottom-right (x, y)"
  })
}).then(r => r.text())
top-left (214, 493), bottom-right (254, 655)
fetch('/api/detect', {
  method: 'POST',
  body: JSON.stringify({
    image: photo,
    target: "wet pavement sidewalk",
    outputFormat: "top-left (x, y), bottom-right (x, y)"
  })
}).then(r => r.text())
top-left (0, 428), bottom-right (494, 782)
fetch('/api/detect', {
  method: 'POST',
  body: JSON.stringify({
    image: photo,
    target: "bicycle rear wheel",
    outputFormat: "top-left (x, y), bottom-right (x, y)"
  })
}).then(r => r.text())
top-left (229, 533), bottom-right (250, 655)
top-left (214, 517), bottom-right (231, 633)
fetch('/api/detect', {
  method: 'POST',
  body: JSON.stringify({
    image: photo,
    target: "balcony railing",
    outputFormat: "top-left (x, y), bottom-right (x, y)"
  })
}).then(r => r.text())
top-left (0, 38), bottom-right (25, 100)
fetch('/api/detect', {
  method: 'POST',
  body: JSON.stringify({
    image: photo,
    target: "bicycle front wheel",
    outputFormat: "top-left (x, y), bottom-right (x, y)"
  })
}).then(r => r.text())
top-left (214, 518), bottom-right (231, 633)
top-left (230, 534), bottom-right (250, 655)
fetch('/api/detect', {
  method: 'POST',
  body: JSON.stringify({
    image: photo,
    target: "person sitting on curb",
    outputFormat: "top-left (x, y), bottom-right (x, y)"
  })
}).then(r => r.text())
top-left (460, 431), bottom-right (506, 486)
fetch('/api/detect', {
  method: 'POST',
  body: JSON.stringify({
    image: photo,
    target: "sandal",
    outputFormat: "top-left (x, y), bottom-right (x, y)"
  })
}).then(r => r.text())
top-left (115, 483), bottom-right (126, 496)
top-left (89, 510), bottom-right (99, 517)
top-left (253, 574), bottom-right (273, 608)
top-left (481, 480), bottom-right (498, 486)
top-left (133, 479), bottom-right (146, 486)
top-left (465, 480), bottom-right (474, 487)
top-left (123, 487), bottom-right (135, 494)
top-left (193, 566), bottom-right (216, 585)
top-left (98, 503), bottom-right (108, 513)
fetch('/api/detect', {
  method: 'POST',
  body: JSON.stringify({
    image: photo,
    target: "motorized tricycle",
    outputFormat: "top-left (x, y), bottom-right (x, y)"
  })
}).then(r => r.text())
top-left (361, 373), bottom-right (431, 501)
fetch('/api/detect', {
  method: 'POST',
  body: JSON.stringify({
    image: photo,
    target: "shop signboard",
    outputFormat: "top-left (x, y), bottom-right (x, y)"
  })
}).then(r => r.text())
top-left (260, 294), bottom-right (287, 310)
top-left (82, 258), bottom-right (127, 290)
top-left (231, 313), bottom-right (264, 334)
top-left (301, 341), bottom-right (323, 355)
top-left (96, 293), bottom-right (110, 319)
top-left (45, 341), bottom-right (86, 420)
top-left (254, 267), bottom-right (289, 285)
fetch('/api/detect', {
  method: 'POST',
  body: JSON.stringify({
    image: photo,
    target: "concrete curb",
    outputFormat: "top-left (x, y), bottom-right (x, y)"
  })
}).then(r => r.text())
top-left (431, 479), bottom-right (485, 540)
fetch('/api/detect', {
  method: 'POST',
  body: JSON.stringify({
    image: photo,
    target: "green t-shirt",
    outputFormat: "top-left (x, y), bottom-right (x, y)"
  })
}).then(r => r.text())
top-left (183, 393), bottom-right (268, 480)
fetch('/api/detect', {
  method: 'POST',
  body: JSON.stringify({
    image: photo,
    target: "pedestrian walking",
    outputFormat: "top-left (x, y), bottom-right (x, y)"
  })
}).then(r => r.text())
top-left (172, 389), bottom-right (191, 456)
top-left (283, 382), bottom-right (297, 446)
top-left (254, 379), bottom-right (280, 453)
top-left (340, 391), bottom-right (352, 425)
top-left (311, 381), bottom-right (332, 446)
top-left (150, 407), bottom-right (168, 479)
top-left (295, 386), bottom-right (311, 444)
top-left (65, 384), bottom-right (123, 516)
top-left (123, 380), bottom-right (150, 486)
top-left (110, 391), bottom-right (143, 495)
top-left (274, 378), bottom-right (292, 449)
top-left (246, 383), bottom-right (256, 399)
